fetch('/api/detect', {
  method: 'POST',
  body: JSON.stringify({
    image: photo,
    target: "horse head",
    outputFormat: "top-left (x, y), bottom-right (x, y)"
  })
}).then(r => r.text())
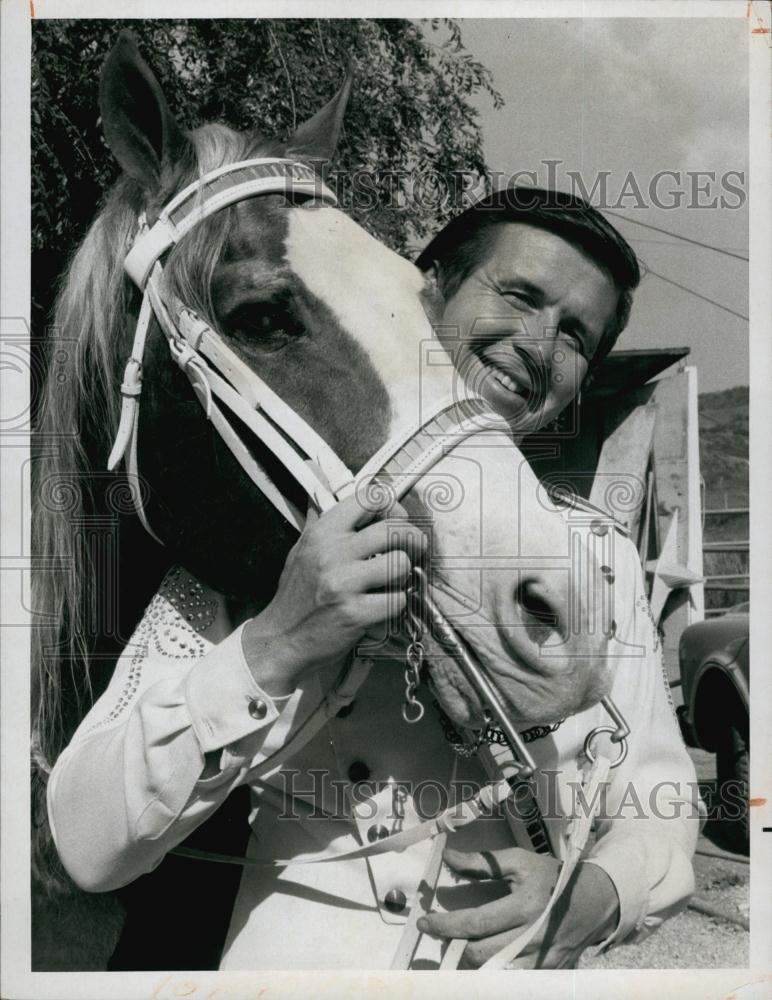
top-left (83, 33), bottom-right (614, 732)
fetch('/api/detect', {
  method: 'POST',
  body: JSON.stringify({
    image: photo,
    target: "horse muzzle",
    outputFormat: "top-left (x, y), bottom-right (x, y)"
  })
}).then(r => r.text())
top-left (406, 567), bottom-right (627, 775)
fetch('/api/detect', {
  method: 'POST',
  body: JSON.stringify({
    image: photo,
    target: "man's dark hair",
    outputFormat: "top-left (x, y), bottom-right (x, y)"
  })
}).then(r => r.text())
top-left (416, 186), bottom-right (641, 368)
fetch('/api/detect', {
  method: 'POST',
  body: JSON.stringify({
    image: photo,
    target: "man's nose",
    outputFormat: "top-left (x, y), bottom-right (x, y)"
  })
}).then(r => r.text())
top-left (509, 308), bottom-right (561, 374)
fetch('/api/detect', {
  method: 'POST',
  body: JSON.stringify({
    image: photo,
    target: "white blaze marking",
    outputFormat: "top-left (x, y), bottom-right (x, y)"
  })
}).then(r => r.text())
top-left (285, 206), bottom-right (455, 436)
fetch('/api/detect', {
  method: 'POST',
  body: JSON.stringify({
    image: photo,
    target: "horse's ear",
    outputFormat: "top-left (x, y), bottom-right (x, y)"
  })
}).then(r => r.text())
top-left (99, 30), bottom-right (189, 190)
top-left (284, 68), bottom-right (353, 164)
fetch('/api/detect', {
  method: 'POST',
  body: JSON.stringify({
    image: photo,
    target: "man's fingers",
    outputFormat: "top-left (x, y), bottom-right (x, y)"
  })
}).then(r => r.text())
top-left (310, 494), bottom-right (386, 533)
top-left (441, 848), bottom-right (498, 880)
top-left (354, 549), bottom-right (412, 590)
top-left (442, 846), bottom-right (534, 883)
top-left (416, 894), bottom-right (524, 941)
top-left (311, 495), bottom-right (415, 536)
top-left (459, 926), bottom-right (538, 969)
top-left (352, 591), bottom-right (407, 627)
top-left (298, 499), bottom-right (422, 589)
top-left (351, 520), bottom-right (426, 561)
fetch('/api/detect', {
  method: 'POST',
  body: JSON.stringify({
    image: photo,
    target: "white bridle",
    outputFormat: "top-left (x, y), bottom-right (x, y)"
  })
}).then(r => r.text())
top-left (109, 156), bottom-right (502, 544)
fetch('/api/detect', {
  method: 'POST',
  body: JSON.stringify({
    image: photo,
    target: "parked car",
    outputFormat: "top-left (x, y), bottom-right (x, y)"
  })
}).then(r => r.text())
top-left (677, 607), bottom-right (749, 854)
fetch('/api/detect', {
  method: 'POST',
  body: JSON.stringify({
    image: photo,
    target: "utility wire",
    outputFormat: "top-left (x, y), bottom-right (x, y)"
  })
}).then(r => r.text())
top-left (642, 265), bottom-right (749, 322)
top-left (629, 237), bottom-right (749, 252)
top-left (605, 209), bottom-right (749, 262)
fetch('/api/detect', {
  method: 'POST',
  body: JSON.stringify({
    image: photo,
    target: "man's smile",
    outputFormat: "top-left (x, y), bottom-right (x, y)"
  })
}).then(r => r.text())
top-left (465, 344), bottom-right (550, 418)
top-left (479, 346), bottom-right (532, 393)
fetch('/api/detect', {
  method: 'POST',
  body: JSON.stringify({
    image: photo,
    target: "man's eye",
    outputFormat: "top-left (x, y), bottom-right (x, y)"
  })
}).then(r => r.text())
top-left (559, 326), bottom-right (590, 359)
top-left (503, 290), bottom-right (534, 308)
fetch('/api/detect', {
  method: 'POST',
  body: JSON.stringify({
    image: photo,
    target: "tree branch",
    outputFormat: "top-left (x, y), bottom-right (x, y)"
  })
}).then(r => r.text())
top-left (268, 26), bottom-right (297, 131)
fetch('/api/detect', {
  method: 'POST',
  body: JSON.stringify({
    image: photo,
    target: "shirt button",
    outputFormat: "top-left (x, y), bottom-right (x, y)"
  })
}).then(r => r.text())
top-left (347, 760), bottom-right (371, 783)
top-left (248, 697), bottom-right (268, 720)
top-left (367, 824), bottom-right (390, 843)
top-left (384, 889), bottom-right (407, 913)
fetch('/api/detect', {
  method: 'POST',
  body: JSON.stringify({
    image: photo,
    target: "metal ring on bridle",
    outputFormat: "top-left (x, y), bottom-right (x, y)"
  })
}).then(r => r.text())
top-left (583, 725), bottom-right (629, 768)
top-left (402, 697), bottom-right (425, 724)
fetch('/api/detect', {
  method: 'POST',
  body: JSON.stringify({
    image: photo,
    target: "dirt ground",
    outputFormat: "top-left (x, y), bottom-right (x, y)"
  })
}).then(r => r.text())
top-left (582, 747), bottom-right (750, 970)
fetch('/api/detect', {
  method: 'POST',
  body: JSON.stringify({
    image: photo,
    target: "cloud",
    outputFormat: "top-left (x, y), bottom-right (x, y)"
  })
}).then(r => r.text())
top-left (579, 18), bottom-right (748, 172)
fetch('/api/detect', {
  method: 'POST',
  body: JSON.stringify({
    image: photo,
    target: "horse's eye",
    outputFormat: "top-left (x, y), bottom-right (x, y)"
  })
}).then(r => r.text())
top-left (227, 299), bottom-right (303, 344)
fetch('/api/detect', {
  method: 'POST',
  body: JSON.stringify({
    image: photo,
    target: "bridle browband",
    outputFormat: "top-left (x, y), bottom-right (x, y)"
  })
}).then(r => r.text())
top-left (108, 155), bottom-right (631, 970)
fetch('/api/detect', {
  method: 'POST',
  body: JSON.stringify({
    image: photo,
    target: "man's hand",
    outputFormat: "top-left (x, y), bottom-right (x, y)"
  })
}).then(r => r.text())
top-left (242, 495), bottom-right (425, 694)
top-left (417, 847), bottom-right (620, 969)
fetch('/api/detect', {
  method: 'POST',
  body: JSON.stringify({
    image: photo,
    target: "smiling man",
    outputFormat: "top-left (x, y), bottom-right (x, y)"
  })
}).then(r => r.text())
top-left (417, 186), bottom-right (639, 436)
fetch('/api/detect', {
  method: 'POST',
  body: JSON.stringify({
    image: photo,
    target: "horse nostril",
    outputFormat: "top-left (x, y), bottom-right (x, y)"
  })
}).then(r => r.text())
top-left (514, 578), bottom-right (563, 645)
top-left (515, 579), bottom-right (558, 623)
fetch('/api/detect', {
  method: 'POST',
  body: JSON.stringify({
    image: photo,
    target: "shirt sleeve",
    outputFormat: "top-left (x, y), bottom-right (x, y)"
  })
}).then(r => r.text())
top-left (581, 534), bottom-right (700, 950)
top-left (47, 593), bottom-right (302, 893)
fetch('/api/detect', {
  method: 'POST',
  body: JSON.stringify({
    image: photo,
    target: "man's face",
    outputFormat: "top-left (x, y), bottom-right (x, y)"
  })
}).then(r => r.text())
top-left (436, 223), bottom-right (620, 435)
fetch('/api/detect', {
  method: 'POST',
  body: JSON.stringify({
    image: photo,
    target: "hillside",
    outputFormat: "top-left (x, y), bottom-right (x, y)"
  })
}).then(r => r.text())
top-left (698, 385), bottom-right (748, 612)
top-left (698, 385), bottom-right (748, 509)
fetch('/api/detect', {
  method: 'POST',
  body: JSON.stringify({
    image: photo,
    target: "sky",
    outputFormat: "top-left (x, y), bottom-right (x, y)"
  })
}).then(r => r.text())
top-left (444, 17), bottom-right (749, 393)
